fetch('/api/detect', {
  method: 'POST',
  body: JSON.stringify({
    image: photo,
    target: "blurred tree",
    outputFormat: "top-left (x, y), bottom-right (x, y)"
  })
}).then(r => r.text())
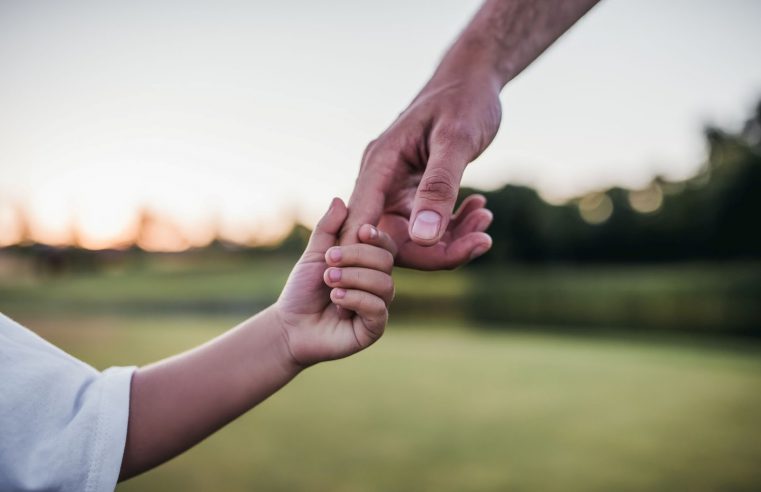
top-left (464, 99), bottom-right (761, 264)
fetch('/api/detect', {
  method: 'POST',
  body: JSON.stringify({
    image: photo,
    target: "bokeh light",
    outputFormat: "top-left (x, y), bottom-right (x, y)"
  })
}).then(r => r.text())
top-left (578, 192), bottom-right (613, 224)
top-left (628, 183), bottom-right (664, 214)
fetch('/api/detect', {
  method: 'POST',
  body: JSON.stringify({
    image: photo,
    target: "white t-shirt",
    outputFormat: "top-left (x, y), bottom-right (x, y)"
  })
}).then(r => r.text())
top-left (0, 313), bottom-right (135, 492)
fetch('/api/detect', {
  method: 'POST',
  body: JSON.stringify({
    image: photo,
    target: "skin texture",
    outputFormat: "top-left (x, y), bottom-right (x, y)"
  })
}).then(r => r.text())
top-left (342, 0), bottom-right (600, 270)
top-left (119, 199), bottom-right (395, 480)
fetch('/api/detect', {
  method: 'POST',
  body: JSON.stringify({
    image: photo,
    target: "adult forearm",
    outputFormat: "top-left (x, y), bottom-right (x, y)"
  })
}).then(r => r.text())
top-left (119, 307), bottom-right (300, 480)
top-left (431, 0), bottom-right (600, 89)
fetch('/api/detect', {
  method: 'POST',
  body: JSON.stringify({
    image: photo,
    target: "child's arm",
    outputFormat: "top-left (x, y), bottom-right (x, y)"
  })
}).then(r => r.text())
top-left (119, 198), bottom-right (395, 480)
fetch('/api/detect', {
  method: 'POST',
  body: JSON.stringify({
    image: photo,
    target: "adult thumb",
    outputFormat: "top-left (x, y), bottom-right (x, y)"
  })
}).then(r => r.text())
top-left (409, 148), bottom-right (467, 245)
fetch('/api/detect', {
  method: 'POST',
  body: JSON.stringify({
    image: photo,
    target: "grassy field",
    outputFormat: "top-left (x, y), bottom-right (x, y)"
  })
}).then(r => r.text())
top-left (0, 254), bottom-right (467, 316)
top-left (2, 254), bottom-right (758, 332)
top-left (11, 313), bottom-right (761, 492)
top-left (3, 255), bottom-right (760, 490)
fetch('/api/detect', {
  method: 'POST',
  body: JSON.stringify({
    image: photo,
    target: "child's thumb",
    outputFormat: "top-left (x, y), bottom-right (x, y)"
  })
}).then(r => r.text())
top-left (304, 197), bottom-right (348, 255)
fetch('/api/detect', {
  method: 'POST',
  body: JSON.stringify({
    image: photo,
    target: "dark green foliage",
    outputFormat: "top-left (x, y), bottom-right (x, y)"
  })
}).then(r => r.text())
top-left (463, 101), bottom-right (761, 264)
top-left (464, 264), bottom-right (761, 335)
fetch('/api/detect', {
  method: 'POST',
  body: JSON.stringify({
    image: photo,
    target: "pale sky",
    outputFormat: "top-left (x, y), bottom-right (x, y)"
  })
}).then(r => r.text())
top-left (1, 0), bottom-right (760, 249)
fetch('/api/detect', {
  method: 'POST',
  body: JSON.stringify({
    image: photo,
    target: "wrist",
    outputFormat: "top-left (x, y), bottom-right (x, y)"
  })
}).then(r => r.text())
top-left (431, 45), bottom-right (506, 93)
top-left (264, 304), bottom-right (310, 374)
top-left (420, 36), bottom-right (504, 106)
top-left (256, 305), bottom-right (306, 377)
top-left (428, 0), bottom-right (523, 91)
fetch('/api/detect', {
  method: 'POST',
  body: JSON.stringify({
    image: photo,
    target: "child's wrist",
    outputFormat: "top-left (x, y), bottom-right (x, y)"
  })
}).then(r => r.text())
top-left (263, 305), bottom-right (309, 374)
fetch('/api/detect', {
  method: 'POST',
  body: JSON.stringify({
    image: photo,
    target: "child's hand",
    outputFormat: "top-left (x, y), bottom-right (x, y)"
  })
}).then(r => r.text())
top-left (274, 198), bottom-right (396, 368)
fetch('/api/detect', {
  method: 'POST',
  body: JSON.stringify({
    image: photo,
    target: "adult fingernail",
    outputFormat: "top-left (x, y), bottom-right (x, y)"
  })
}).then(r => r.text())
top-left (328, 268), bottom-right (342, 282)
top-left (328, 247), bottom-right (342, 262)
top-left (368, 225), bottom-right (378, 239)
top-left (469, 245), bottom-right (490, 261)
top-left (412, 210), bottom-right (441, 240)
top-left (333, 288), bottom-right (346, 299)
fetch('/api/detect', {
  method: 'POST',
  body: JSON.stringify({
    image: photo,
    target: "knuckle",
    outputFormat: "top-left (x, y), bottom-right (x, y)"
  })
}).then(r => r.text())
top-left (357, 292), bottom-right (372, 313)
top-left (345, 246), bottom-right (360, 265)
top-left (302, 251), bottom-right (326, 265)
top-left (384, 276), bottom-right (395, 299)
top-left (369, 296), bottom-right (384, 316)
top-left (353, 246), bottom-right (372, 267)
top-left (433, 122), bottom-right (479, 151)
top-left (362, 139), bottom-right (378, 158)
top-left (366, 315), bottom-right (385, 341)
top-left (362, 138), bottom-right (399, 168)
top-left (382, 251), bottom-right (395, 271)
top-left (418, 167), bottom-right (458, 203)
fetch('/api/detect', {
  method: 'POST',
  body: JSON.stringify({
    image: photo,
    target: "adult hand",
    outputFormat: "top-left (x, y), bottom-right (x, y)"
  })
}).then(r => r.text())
top-left (342, 73), bottom-right (501, 270)
top-left (340, 0), bottom-right (599, 270)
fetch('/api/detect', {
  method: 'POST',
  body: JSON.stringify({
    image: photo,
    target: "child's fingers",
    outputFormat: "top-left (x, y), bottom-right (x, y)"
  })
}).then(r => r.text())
top-left (324, 267), bottom-right (394, 304)
top-left (330, 288), bottom-right (388, 338)
top-left (301, 197), bottom-right (348, 260)
top-left (324, 244), bottom-right (394, 273)
top-left (357, 224), bottom-right (397, 258)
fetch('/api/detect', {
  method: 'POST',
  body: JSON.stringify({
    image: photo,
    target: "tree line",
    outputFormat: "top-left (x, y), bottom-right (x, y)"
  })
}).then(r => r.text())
top-left (465, 100), bottom-right (761, 264)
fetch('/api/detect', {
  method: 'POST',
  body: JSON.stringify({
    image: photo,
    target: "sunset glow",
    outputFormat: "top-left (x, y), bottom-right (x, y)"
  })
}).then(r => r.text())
top-left (1, 1), bottom-right (759, 250)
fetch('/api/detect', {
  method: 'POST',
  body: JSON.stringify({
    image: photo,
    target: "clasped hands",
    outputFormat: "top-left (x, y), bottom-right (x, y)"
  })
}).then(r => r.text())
top-left (339, 73), bottom-right (500, 270)
top-left (274, 74), bottom-right (501, 367)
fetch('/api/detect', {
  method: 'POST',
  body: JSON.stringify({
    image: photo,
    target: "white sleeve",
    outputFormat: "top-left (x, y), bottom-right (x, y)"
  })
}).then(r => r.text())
top-left (0, 313), bottom-right (136, 492)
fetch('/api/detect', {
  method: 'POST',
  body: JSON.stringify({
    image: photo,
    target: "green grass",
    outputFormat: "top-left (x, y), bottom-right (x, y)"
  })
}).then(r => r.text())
top-left (468, 262), bottom-right (761, 333)
top-left (0, 258), bottom-right (292, 308)
top-left (0, 255), bottom-right (467, 315)
top-left (3, 256), bottom-right (760, 488)
top-left (12, 313), bottom-right (761, 492)
top-left (2, 257), bottom-right (758, 331)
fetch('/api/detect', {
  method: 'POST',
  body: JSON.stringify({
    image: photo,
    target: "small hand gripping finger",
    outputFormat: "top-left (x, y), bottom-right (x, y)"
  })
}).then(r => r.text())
top-left (324, 266), bottom-right (395, 305)
top-left (325, 224), bottom-right (396, 274)
top-left (330, 223), bottom-right (396, 318)
top-left (330, 288), bottom-right (388, 343)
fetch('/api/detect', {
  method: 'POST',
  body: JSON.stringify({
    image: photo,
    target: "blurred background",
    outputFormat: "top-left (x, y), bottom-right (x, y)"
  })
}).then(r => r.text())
top-left (1, 0), bottom-right (760, 491)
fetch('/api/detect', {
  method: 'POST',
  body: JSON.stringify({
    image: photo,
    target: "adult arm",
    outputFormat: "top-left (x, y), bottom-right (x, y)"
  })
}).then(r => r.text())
top-left (438, 0), bottom-right (601, 89)
top-left (344, 0), bottom-right (600, 270)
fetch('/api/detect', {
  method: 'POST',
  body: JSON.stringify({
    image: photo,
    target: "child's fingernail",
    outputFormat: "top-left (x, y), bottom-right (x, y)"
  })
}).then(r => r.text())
top-left (412, 210), bottom-right (441, 240)
top-left (333, 288), bottom-right (347, 299)
top-left (328, 268), bottom-right (342, 282)
top-left (328, 247), bottom-right (342, 262)
top-left (368, 226), bottom-right (378, 239)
